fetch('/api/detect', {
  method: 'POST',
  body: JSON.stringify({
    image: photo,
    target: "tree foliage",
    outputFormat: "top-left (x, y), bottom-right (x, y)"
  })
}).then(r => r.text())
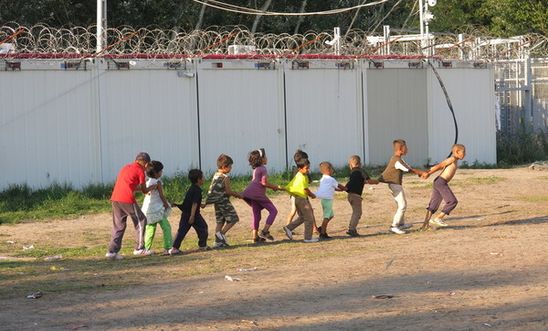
top-left (0, 0), bottom-right (546, 37)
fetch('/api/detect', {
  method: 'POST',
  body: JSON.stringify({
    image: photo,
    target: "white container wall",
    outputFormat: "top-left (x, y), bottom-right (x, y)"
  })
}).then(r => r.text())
top-left (0, 70), bottom-right (100, 189)
top-left (98, 62), bottom-right (199, 182)
top-left (365, 67), bottom-right (429, 167)
top-left (427, 66), bottom-right (496, 164)
top-left (197, 60), bottom-right (286, 176)
top-left (285, 61), bottom-right (364, 171)
top-left (0, 59), bottom-right (497, 190)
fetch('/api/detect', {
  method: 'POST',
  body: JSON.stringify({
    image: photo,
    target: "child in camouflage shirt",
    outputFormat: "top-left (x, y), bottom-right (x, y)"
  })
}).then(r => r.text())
top-left (203, 154), bottom-right (243, 248)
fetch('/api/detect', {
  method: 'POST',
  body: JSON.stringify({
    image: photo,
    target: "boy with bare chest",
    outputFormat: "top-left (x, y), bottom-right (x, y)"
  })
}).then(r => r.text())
top-left (421, 144), bottom-right (466, 229)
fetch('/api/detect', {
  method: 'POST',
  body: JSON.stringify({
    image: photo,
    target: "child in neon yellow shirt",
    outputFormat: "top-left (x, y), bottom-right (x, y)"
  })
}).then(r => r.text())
top-left (282, 157), bottom-right (318, 243)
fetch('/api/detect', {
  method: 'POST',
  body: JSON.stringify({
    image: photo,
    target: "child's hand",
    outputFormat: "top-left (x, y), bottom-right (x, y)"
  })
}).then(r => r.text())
top-left (188, 218), bottom-right (195, 225)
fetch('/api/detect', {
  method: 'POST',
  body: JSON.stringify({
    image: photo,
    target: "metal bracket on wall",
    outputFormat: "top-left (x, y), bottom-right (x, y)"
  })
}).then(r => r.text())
top-left (291, 61), bottom-right (309, 70)
top-left (4, 61), bottom-right (21, 71)
top-left (255, 62), bottom-right (275, 70)
top-left (61, 60), bottom-right (86, 71)
top-left (107, 59), bottom-right (131, 70)
top-left (336, 62), bottom-right (354, 70)
top-left (369, 61), bottom-right (384, 69)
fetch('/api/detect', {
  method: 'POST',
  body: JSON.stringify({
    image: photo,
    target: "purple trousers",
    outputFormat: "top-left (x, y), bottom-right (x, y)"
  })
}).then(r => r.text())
top-left (426, 177), bottom-right (458, 215)
top-left (246, 198), bottom-right (278, 230)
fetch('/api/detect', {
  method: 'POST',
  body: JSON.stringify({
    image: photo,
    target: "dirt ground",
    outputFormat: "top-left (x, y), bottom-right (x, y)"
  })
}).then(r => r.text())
top-left (1, 167), bottom-right (547, 330)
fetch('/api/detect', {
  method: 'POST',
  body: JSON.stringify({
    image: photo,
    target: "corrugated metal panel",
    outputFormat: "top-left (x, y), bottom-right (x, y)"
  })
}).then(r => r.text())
top-left (366, 69), bottom-right (428, 167)
top-left (427, 68), bottom-right (496, 164)
top-left (285, 62), bottom-right (363, 171)
top-left (197, 60), bottom-right (285, 176)
top-left (0, 60), bottom-right (498, 190)
top-left (99, 68), bottom-right (199, 182)
top-left (0, 70), bottom-right (99, 189)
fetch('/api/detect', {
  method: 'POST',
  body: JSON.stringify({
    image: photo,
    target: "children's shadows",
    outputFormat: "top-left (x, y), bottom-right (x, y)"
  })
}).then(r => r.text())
top-left (5, 265), bottom-right (546, 330)
top-left (428, 214), bottom-right (548, 231)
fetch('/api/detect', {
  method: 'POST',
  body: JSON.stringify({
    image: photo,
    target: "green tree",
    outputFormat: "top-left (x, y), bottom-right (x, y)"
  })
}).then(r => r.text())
top-left (478, 0), bottom-right (547, 36)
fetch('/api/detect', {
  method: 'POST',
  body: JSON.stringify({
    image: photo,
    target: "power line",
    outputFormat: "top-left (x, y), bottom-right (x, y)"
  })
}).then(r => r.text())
top-left (190, 0), bottom-right (391, 16)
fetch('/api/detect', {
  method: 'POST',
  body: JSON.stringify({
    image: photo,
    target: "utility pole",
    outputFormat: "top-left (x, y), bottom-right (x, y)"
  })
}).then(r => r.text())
top-left (96, 0), bottom-right (107, 54)
top-left (419, 0), bottom-right (436, 56)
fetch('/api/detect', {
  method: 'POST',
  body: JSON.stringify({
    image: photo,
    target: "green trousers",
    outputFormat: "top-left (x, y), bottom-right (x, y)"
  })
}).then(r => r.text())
top-left (144, 218), bottom-right (172, 250)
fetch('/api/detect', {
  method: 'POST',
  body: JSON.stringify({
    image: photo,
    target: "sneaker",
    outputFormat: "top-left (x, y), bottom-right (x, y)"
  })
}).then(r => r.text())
top-left (168, 248), bottom-right (182, 255)
top-left (133, 249), bottom-right (145, 256)
top-left (430, 218), bottom-right (449, 227)
top-left (214, 241), bottom-right (225, 248)
top-left (253, 237), bottom-right (266, 244)
top-left (346, 229), bottom-right (360, 237)
top-left (319, 233), bottom-right (332, 240)
top-left (142, 249), bottom-right (154, 256)
top-left (399, 223), bottom-right (413, 230)
top-left (105, 252), bottom-right (123, 260)
top-left (215, 231), bottom-right (226, 242)
top-left (303, 238), bottom-right (319, 243)
top-left (259, 230), bottom-right (275, 241)
top-left (161, 250), bottom-right (170, 256)
top-left (282, 226), bottom-right (293, 240)
top-left (390, 226), bottom-right (406, 235)
top-left (199, 246), bottom-right (212, 251)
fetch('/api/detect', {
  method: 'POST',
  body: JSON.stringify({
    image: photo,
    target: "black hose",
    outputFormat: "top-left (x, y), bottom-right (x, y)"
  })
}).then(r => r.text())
top-left (427, 60), bottom-right (459, 157)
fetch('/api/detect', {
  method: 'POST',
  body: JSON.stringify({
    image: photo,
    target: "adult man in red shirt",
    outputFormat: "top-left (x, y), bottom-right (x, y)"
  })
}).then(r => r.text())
top-left (106, 152), bottom-right (157, 260)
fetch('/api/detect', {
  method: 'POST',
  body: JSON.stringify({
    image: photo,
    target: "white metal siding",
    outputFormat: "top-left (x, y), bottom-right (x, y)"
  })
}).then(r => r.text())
top-left (285, 63), bottom-right (363, 171)
top-left (197, 60), bottom-right (286, 176)
top-left (427, 68), bottom-right (496, 164)
top-left (99, 69), bottom-right (199, 182)
top-left (0, 60), bottom-right (497, 190)
top-left (366, 69), bottom-right (428, 167)
top-left (0, 70), bottom-right (99, 189)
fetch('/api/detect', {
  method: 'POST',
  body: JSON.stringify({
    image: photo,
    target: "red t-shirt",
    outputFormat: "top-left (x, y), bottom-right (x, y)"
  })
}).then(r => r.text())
top-left (110, 162), bottom-right (146, 203)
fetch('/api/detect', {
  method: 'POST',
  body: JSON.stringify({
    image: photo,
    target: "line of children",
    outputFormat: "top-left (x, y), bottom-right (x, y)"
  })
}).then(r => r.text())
top-left (108, 142), bottom-right (466, 259)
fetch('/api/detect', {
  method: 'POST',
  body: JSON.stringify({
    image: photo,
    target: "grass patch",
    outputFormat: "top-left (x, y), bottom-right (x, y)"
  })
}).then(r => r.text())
top-left (0, 166), bottom-right (384, 225)
top-left (460, 161), bottom-right (499, 169)
top-left (0, 183), bottom-right (112, 224)
top-left (518, 195), bottom-right (548, 203)
top-left (452, 176), bottom-right (505, 186)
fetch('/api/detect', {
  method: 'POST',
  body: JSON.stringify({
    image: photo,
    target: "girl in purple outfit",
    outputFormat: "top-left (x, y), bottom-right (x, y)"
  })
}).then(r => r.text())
top-left (242, 148), bottom-right (283, 243)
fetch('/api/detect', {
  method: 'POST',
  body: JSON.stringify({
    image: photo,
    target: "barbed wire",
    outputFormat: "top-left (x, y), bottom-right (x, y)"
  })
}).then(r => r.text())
top-left (1, 24), bottom-right (547, 60)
